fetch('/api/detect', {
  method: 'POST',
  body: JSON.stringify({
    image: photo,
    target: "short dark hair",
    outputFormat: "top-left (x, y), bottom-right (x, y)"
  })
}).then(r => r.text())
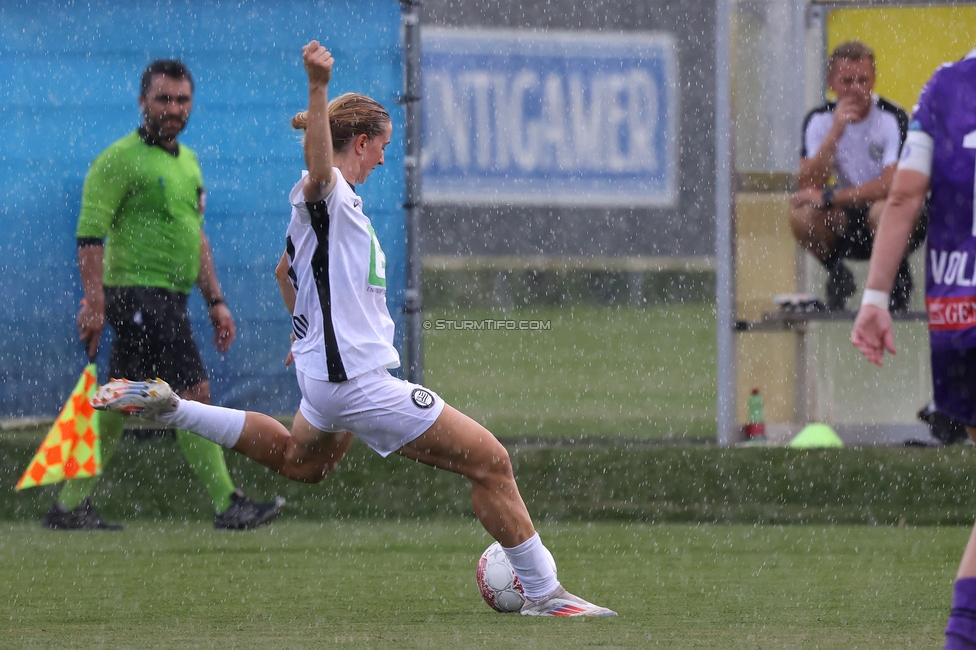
top-left (140, 60), bottom-right (194, 97)
top-left (828, 41), bottom-right (875, 76)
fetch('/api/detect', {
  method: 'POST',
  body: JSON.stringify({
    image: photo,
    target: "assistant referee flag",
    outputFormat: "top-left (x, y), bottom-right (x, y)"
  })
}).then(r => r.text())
top-left (16, 364), bottom-right (102, 490)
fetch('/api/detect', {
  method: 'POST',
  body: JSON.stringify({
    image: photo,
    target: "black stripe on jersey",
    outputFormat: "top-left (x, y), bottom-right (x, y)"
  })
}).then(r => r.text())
top-left (285, 235), bottom-right (299, 291)
top-left (306, 199), bottom-right (347, 382)
top-left (875, 96), bottom-right (909, 145)
top-left (799, 101), bottom-right (835, 158)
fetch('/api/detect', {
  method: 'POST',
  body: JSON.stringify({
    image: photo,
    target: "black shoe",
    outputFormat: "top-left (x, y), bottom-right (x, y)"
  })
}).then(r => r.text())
top-left (214, 490), bottom-right (285, 530)
top-left (42, 498), bottom-right (124, 530)
top-left (825, 261), bottom-right (856, 312)
top-left (890, 260), bottom-right (913, 313)
top-left (917, 401), bottom-right (968, 445)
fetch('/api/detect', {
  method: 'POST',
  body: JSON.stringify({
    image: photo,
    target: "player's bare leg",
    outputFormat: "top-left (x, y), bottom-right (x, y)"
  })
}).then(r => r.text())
top-left (397, 404), bottom-right (533, 547)
top-left (93, 380), bottom-right (614, 614)
top-left (789, 203), bottom-right (847, 261)
top-left (398, 405), bottom-right (616, 616)
top-left (232, 410), bottom-right (353, 483)
top-left (92, 379), bottom-right (352, 483)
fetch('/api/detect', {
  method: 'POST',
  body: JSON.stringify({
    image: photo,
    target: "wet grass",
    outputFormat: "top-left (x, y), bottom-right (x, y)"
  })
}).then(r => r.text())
top-left (1, 300), bottom-right (969, 646)
top-left (4, 432), bottom-right (976, 526)
top-left (0, 519), bottom-right (956, 649)
top-left (423, 303), bottom-right (717, 440)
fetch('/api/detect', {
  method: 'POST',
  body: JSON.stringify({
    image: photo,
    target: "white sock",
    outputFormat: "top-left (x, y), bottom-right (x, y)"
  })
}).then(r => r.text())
top-left (502, 533), bottom-right (560, 600)
top-left (158, 398), bottom-right (246, 448)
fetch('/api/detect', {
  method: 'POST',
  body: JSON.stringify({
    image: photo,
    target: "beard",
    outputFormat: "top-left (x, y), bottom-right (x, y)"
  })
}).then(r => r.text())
top-left (145, 114), bottom-right (187, 140)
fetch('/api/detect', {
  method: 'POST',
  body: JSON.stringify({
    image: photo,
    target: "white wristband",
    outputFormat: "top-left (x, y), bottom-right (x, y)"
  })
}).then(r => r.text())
top-left (860, 288), bottom-right (889, 311)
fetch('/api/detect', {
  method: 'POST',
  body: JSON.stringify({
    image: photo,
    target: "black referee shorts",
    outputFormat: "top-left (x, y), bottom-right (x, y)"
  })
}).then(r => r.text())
top-left (105, 286), bottom-right (208, 394)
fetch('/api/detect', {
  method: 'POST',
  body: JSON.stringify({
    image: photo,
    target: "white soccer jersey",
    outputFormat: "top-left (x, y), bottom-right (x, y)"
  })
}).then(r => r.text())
top-left (285, 171), bottom-right (400, 382)
top-left (802, 95), bottom-right (907, 190)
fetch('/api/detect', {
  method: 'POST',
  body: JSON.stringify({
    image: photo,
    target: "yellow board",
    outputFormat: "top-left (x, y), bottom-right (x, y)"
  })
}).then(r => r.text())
top-left (827, 5), bottom-right (976, 112)
top-left (734, 191), bottom-right (798, 426)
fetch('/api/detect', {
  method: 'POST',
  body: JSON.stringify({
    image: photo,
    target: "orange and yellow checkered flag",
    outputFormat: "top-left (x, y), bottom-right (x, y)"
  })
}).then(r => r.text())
top-left (16, 363), bottom-right (102, 490)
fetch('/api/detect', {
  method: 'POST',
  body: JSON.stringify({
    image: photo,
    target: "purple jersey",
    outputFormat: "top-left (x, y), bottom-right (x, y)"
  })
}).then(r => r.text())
top-left (916, 52), bottom-right (976, 350)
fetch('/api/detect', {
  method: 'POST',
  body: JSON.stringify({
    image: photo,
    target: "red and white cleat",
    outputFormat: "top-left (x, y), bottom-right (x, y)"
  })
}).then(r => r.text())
top-left (520, 587), bottom-right (617, 617)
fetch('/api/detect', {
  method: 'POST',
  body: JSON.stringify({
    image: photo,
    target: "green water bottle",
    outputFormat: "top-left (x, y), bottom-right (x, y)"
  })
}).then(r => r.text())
top-left (746, 388), bottom-right (766, 439)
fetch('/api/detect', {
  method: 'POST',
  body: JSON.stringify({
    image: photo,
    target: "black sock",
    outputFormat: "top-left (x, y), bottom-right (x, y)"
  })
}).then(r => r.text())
top-left (821, 250), bottom-right (843, 273)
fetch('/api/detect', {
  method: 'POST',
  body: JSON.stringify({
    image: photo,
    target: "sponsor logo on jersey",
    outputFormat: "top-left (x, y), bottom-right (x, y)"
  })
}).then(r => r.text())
top-left (366, 224), bottom-right (387, 289)
top-left (411, 388), bottom-right (435, 409)
top-left (930, 250), bottom-right (976, 288)
top-left (927, 296), bottom-right (976, 331)
top-left (869, 141), bottom-right (885, 162)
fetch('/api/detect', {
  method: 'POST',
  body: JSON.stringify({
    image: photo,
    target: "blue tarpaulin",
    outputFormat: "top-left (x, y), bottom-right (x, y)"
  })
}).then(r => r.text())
top-left (0, 0), bottom-right (406, 417)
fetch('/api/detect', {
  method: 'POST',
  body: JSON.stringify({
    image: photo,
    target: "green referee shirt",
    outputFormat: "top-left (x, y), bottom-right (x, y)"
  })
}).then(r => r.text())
top-left (76, 129), bottom-right (205, 294)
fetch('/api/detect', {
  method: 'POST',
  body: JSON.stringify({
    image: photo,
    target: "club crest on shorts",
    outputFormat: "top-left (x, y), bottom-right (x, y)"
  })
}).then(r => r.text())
top-left (411, 388), bottom-right (435, 409)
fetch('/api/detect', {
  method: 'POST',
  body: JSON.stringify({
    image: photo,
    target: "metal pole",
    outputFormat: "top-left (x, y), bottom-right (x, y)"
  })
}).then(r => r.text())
top-left (715, 0), bottom-right (737, 445)
top-left (400, 0), bottom-right (424, 384)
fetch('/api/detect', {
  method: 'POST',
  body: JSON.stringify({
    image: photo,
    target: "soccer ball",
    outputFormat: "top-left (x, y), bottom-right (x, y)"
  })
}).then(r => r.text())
top-left (477, 542), bottom-right (525, 612)
top-left (476, 541), bottom-right (556, 613)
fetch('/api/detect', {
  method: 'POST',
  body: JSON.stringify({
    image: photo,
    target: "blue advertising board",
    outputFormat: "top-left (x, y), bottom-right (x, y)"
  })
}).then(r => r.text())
top-left (421, 28), bottom-right (678, 206)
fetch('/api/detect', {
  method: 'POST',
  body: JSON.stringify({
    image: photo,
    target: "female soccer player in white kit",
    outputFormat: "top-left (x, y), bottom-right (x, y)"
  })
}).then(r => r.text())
top-left (93, 40), bottom-right (615, 618)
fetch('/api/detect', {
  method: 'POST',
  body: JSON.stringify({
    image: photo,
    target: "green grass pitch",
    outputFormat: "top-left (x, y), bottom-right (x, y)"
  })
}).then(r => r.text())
top-left (424, 304), bottom-right (717, 440)
top-left (0, 519), bottom-right (957, 649)
top-left (1, 303), bottom-right (970, 647)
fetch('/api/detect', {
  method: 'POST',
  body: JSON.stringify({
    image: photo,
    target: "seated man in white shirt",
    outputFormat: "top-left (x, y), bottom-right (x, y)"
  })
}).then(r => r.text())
top-left (790, 41), bottom-right (926, 312)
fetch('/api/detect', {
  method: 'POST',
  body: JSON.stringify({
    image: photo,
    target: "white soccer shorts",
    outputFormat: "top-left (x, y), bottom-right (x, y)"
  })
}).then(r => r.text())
top-left (295, 366), bottom-right (445, 457)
